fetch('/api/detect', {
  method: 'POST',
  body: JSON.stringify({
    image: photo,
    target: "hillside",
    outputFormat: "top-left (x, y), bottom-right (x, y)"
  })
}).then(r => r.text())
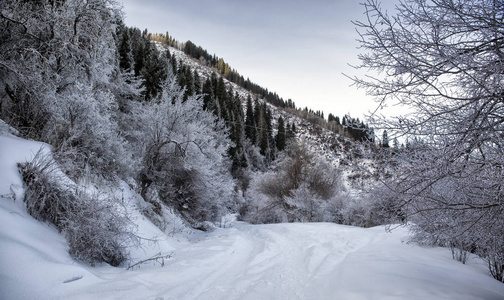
top-left (162, 41), bottom-right (382, 203)
top-left (2, 132), bottom-right (504, 299)
top-left (165, 42), bottom-right (368, 169)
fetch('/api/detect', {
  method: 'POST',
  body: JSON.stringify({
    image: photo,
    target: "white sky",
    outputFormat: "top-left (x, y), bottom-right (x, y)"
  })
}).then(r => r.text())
top-left (119, 0), bottom-right (386, 120)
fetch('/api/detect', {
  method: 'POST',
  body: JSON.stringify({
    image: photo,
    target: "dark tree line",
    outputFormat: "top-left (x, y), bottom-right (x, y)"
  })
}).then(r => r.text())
top-left (182, 41), bottom-right (296, 109)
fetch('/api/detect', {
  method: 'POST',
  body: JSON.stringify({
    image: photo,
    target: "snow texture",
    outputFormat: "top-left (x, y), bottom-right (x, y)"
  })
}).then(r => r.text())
top-left (1, 133), bottom-right (504, 299)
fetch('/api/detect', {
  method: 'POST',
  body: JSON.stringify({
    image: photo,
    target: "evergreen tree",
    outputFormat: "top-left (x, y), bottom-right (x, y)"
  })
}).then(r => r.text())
top-left (276, 116), bottom-right (286, 151)
top-left (215, 77), bottom-right (228, 120)
top-left (193, 70), bottom-right (201, 95)
top-left (265, 104), bottom-right (275, 158)
top-left (182, 66), bottom-right (193, 101)
top-left (202, 78), bottom-right (215, 111)
top-left (382, 130), bottom-right (389, 148)
top-left (392, 137), bottom-right (398, 149)
top-left (140, 42), bottom-right (167, 100)
top-left (253, 98), bottom-right (261, 144)
top-left (118, 28), bottom-right (134, 72)
top-left (229, 93), bottom-right (247, 171)
top-left (257, 102), bottom-right (274, 162)
top-left (165, 48), bottom-right (172, 62)
top-left (129, 28), bottom-right (146, 77)
top-left (328, 113), bottom-right (335, 122)
top-left (170, 56), bottom-right (178, 74)
top-left (245, 95), bottom-right (256, 143)
top-left (286, 122), bottom-right (294, 139)
top-left (259, 118), bottom-right (269, 157)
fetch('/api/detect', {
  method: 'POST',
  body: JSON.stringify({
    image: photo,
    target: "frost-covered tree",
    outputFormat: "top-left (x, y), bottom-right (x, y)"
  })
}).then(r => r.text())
top-left (0, 0), bottom-right (121, 103)
top-left (134, 74), bottom-right (238, 229)
top-left (0, 0), bottom-right (129, 176)
top-left (352, 0), bottom-right (504, 281)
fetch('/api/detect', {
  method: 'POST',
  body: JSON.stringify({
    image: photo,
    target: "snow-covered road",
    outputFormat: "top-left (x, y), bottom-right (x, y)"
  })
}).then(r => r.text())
top-left (54, 222), bottom-right (504, 300)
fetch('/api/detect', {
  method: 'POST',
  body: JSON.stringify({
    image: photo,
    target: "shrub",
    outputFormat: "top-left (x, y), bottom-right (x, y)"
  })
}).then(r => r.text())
top-left (18, 149), bottom-right (75, 230)
top-left (242, 142), bottom-right (343, 224)
top-left (19, 150), bottom-right (134, 266)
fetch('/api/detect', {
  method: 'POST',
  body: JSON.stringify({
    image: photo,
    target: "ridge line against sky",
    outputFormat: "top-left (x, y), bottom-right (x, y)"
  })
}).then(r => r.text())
top-left (119, 0), bottom-right (397, 120)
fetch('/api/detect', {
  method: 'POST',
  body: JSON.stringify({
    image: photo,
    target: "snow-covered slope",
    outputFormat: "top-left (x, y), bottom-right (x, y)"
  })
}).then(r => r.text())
top-left (165, 44), bottom-right (373, 174)
top-left (2, 132), bottom-right (504, 299)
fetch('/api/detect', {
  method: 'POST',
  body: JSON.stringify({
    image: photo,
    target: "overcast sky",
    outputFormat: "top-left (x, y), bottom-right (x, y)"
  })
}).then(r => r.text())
top-left (119, 0), bottom-right (381, 120)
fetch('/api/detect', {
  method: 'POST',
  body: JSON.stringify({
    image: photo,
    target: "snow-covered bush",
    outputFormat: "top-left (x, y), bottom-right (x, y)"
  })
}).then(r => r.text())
top-left (19, 151), bottom-right (75, 229)
top-left (284, 184), bottom-right (326, 222)
top-left (18, 151), bottom-right (135, 266)
top-left (337, 195), bottom-right (381, 228)
top-left (243, 142), bottom-right (342, 223)
top-left (484, 241), bottom-right (504, 283)
top-left (64, 188), bottom-right (133, 267)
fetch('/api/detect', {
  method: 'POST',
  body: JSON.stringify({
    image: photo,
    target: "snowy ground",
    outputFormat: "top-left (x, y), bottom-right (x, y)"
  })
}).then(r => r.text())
top-left (2, 133), bottom-right (504, 300)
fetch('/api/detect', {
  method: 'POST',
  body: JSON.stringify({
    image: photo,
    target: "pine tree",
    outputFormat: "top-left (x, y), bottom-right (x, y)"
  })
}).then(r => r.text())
top-left (393, 137), bottom-right (399, 150)
top-left (183, 66), bottom-right (193, 101)
top-left (165, 48), bottom-right (172, 62)
top-left (140, 42), bottom-right (167, 100)
top-left (128, 28), bottom-right (146, 77)
top-left (193, 70), bottom-right (201, 95)
top-left (202, 78), bottom-right (214, 111)
top-left (382, 130), bottom-right (389, 148)
top-left (286, 122), bottom-right (294, 139)
top-left (257, 102), bottom-right (274, 162)
top-left (170, 56), bottom-right (178, 74)
top-left (253, 98), bottom-right (261, 145)
top-left (118, 28), bottom-right (134, 72)
top-left (229, 93), bottom-right (247, 170)
top-left (276, 116), bottom-right (286, 151)
top-left (265, 104), bottom-right (275, 158)
top-left (216, 77), bottom-right (228, 120)
top-left (245, 95), bottom-right (256, 143)
top-left (259, 118), bottom-right (269, 157)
